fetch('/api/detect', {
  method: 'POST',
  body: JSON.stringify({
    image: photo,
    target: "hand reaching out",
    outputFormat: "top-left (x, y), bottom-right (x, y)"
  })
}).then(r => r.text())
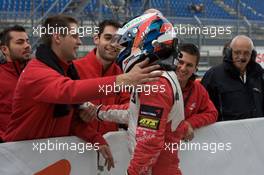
top-left (79, 102), bottom-right (98, 122)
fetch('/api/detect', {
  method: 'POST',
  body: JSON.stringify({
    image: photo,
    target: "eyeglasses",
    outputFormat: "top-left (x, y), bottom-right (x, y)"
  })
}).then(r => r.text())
top-left (232, 50), bottom-right (251, 58)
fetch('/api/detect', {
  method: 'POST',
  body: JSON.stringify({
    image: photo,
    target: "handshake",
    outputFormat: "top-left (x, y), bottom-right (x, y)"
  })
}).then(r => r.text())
top-left (79, 102), bottom-right (101, 122)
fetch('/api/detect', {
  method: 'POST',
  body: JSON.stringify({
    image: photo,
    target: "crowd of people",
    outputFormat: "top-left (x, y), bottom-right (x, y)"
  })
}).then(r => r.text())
top-left (0, 8), bottom-right (263, 175)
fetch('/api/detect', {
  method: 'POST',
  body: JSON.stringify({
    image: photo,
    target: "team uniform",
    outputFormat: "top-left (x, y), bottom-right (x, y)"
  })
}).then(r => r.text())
top-left (0, 60), bottom-right (24, 140)
top-left (97, 71), bottom-right (184, 174)
top-left (72, 49), bottom-right (129, 145)
top-left (3, 45), bottom-right (118, 142)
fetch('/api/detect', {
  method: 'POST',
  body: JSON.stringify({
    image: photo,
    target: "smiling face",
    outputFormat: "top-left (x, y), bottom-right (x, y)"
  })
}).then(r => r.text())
top-left (94, 25), bottom-right (119, 63)
top-left (1, 31), bottom-right (31, 62)
top-left (176, 51), bottom-right (198, 88)
top-left (231, 36), bottom-right (253, 73)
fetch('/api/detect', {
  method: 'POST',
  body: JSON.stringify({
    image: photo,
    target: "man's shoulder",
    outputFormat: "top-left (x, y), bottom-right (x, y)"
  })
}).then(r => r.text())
top-left (0, 64), bottom-right (18, 88)
top-left (22, 59), bottom-right (62, 78)
top-left (206, 64), bottom-right (224, 74)
top-left (250, 62), bottom-right (264, 74)
top-left (73, 50), bottom-right (102, 77)
top-left (193, 80), bottom-right (203, 87)
top-left (74, 49), bottom-right (96, 65)
top-left (141, 76), bottom-right (173, 98)
top-left (138, 76), bottom-right (174, 108)
top-left (0, 62), bottom-right (13, 72)
top-left (193, 80), bottom-right (208, 93)
top-left (26, 58), bottom-right (46, 68)
top-left (202, 64), bottom-right (226, 82)
top-left (74, 55), bottom-right (91, 65)
top-left (201, 64), bottom-right (227, 88)
top-left (138, 76), bottom-right (173, 95)
top-left (0, 63), bottom-right (8, 73)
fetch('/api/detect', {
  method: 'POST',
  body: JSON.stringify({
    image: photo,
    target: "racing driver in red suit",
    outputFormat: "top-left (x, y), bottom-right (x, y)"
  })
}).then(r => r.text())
top-left (82, 12), bottom-right (217, 175)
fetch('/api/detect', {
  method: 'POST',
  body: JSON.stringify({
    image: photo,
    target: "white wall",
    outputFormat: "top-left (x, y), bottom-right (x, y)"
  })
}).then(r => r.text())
top-left (1, 118), bottom-right (264, 175)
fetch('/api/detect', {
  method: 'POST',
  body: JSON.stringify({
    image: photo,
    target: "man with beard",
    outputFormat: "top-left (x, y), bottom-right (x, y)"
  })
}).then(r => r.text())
top-left (0, 26), bottom-right (31, 141)
top-left (202, 35), bottom-right (264, 121)
top-left (73, 20), bottom-right (130, 171)
top-left (3, 15), bottom-right (161, 143)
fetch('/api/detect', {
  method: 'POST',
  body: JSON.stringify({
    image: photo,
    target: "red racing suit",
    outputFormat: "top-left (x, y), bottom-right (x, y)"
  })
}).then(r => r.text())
top-left (97, 71), bottom-right (184, 174)
top-left (72, 49), bottom-right (129, 145)
top-left (97, 72), bottom-right (218, 175)
top-left (0, 61), bottom-right (24, 140)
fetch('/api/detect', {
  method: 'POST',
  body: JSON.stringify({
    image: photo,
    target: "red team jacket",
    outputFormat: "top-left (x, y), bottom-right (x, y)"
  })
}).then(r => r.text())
top-left (3, 58), bottom-right (118, 142)
top-left (182, 80), bottom-right (218, 128)
top-left (0, 61), bottom-right (23, 140)
top-left (72, 49), bottom-right (129, 145)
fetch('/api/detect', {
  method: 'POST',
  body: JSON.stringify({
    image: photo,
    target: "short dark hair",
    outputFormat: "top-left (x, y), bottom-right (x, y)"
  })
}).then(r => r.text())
top-left (179, 43), bottom-right (200, 81)
top-left (179, 43), bottom-right (200, 66)
top-left (0, 25), bottom-right (26, 46)
top-left (98, 20), bottom-right (121, 37)
top-left (41, 15), bottom-right (78, 46)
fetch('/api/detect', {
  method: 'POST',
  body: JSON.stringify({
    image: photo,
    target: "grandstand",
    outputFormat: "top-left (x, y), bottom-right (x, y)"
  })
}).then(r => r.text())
top-left (0, 0), bottom-right (264, 76)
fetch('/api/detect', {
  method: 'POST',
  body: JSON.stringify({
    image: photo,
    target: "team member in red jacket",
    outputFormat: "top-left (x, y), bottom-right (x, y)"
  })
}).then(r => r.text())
top-left (3, 15), bottom-right (161, 142)
top-left (176, 43), bottom-right (218, 142)
top-left (0, 26), bottom-right (31, 141)
top-left (83, 15), bottom-right (218, 174)
top-left (73, 20), bottom-right (130, 170)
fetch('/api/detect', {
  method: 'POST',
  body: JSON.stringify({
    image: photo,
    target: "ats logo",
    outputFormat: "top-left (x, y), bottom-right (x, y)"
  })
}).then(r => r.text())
top-left (138, 116), bottom-right (160, 130)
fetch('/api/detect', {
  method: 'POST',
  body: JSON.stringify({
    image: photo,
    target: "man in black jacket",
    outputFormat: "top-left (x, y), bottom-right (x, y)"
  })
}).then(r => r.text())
top-left (201, 35), bottom-right (264, 121)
